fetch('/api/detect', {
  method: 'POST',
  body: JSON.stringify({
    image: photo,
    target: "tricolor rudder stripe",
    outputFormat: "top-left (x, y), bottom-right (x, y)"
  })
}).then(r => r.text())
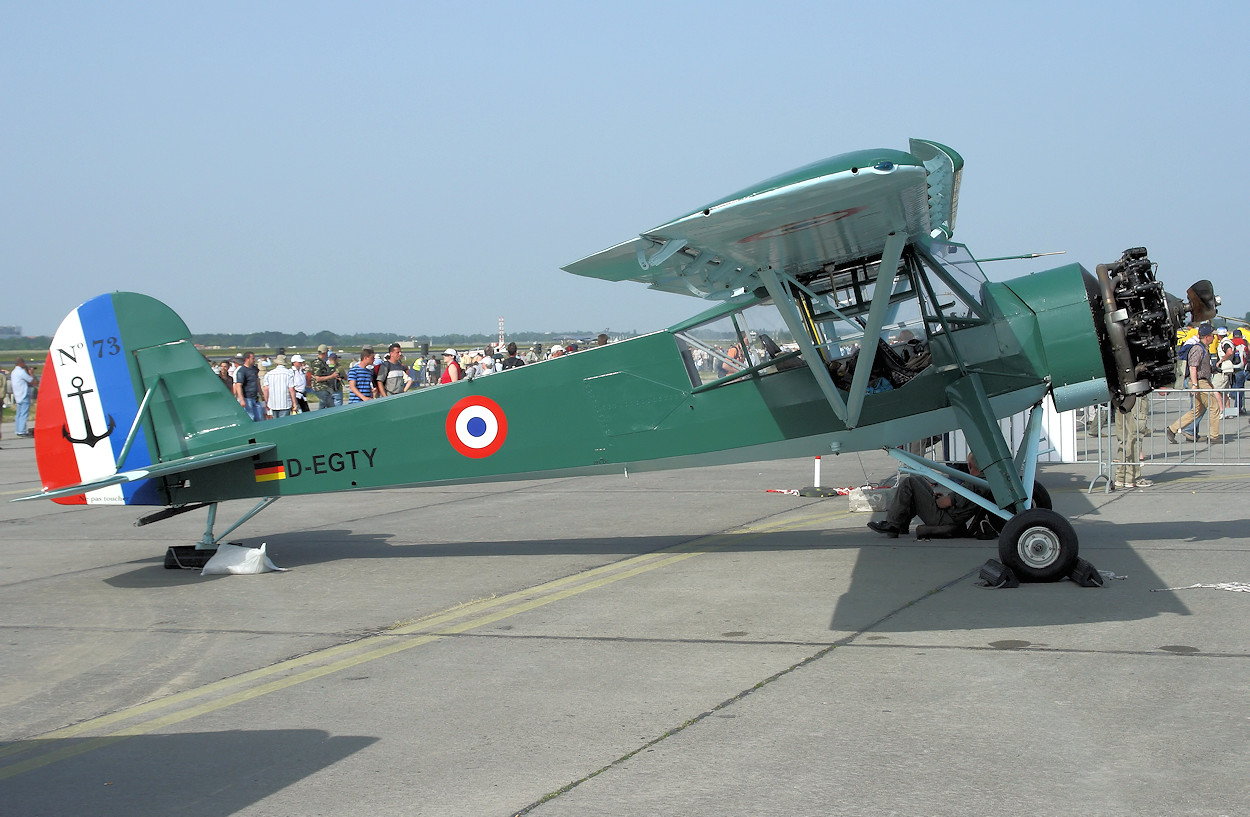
top-left (34, 293), bottom-right (160, 505)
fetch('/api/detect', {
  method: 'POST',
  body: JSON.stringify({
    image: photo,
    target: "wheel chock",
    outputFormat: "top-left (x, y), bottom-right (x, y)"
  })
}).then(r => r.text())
top-left (164, 546), bottom-right (219, 570)
top-left (977, 557), bottom-right (1106, 588)
top-left (976, 559), bottom-right (1019, 588)
top-left (1067, 558), bottom-right (1104, 587)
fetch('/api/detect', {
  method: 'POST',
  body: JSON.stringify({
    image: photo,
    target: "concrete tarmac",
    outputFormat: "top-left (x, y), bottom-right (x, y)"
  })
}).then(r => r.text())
top-left (1, 426), bottom-right (1247, 816)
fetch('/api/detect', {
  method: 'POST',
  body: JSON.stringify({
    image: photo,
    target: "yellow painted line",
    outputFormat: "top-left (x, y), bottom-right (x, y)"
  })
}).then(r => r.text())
top-left (0, 551), bottom-right (679, 758)
top-left (0, 506), bottom-right (851, 779)
top-left (1, 488), bottom-right (45, 497)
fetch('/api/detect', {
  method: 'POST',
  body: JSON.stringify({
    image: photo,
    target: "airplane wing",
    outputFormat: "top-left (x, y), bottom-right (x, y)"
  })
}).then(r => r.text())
top-left (563, 139), bottom-right (962, 299)
top-left (13, 442), bottom-right (276, 502)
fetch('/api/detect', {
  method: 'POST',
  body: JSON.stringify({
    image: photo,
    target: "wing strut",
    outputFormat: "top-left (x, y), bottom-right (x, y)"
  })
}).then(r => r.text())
top-left (757, 266), bottom-right (849, 424)
top-left (845, 232), bottom-right (907, 429)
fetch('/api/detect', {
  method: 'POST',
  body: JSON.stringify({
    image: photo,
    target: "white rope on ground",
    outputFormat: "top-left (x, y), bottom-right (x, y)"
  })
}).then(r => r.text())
top-left (765, 485), bottom-right (886, 496)
top-left (1151, 582), bottom-right (1250, 593)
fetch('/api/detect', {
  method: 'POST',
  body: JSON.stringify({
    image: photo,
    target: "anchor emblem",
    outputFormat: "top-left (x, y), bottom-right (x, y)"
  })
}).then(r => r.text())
top-left (62, 376), bottom-right (116, 448)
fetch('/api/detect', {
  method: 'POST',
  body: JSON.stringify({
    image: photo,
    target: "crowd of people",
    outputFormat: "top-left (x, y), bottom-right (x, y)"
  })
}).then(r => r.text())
top-left (1111, 322), bottom-right (1249, 490)
top-left (215, 334), bottom-right (611, 420)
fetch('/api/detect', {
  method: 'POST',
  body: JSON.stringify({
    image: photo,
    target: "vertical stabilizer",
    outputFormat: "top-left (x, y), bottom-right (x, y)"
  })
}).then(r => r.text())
top-left (34, 293), bottom-right (246, 505)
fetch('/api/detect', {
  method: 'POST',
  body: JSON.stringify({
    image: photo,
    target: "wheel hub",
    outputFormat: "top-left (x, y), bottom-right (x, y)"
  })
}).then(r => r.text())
top-left (1016, 525), bottom-right (1062, 569)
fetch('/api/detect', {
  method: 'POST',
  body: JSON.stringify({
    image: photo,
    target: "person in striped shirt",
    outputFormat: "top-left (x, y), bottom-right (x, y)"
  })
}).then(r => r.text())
top-left (262, 354), bottom-right (297, 417)
top-left (347, 347), bottom-right (377, 403)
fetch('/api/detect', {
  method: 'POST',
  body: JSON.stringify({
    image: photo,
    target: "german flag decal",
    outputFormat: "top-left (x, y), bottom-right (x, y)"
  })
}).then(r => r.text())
top-left (253, 461), bottom-right (287, 483)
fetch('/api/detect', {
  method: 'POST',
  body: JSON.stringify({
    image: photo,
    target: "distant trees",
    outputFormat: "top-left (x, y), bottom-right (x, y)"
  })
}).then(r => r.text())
top-left (0, 328), bottom-right (643, 354)
top-left (0, 336), bottom-right (51, 352)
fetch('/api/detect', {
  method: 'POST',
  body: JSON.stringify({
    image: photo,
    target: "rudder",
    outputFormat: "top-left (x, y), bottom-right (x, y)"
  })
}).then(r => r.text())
top-left (34, 293), bottom-right (247, 505)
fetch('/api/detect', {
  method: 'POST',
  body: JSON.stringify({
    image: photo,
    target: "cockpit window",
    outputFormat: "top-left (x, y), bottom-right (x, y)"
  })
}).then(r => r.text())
top-left (673, 301), bottom-right (797, 388)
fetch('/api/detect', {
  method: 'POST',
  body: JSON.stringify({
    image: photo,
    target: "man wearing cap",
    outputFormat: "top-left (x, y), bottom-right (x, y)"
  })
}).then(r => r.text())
top-left (308, 345), bottom-right (340, 408)
top-left (262, 354), bottom-right (297, 418)
top-left (1232, 329), bottom-right (1249, 414)
top-left (1214, 327), bottom-right (1237, 415)
top-left (470, 350), bottom-right (497, 378)
top-left (440, 349), bottom-right (463, 384)
top-left (1168, 323), bottom-right (1221, 443)
top-left (290, 354), bottom-right (310, 413)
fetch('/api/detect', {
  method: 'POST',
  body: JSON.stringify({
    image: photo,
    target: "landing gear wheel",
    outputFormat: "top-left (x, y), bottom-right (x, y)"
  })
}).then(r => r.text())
top-left (1031, 481), bottom-right (1052, 511)
top-left (997, 508), bottom-right (1077, 582)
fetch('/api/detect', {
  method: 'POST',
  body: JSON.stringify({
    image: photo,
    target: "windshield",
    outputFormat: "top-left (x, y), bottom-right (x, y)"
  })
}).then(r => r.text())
top-left (913, 239), bottom-right (989, 326)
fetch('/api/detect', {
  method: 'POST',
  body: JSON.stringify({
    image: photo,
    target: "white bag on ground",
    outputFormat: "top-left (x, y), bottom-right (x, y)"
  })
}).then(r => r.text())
top-left (848, 486), bottom-right (894, 513)
top-left (201, 542), bottom-right (287, 575)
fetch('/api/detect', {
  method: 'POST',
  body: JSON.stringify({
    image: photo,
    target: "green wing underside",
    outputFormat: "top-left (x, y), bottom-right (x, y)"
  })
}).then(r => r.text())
top-left (562, 139), bottom-right (962, 299)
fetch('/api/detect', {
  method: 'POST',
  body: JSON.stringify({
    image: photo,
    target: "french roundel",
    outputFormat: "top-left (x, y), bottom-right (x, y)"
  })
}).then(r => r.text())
top-left (446, 396), bottom-right (508, 458)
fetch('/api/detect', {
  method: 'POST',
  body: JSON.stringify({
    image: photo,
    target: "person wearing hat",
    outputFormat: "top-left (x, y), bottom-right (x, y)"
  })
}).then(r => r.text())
top-left (1213, 326), bottom-right (1242, 418)
top-left (1232, 329), bottom-right (1249, 414)
top-left (440, 348), bottom-right (463, 384)
top-left (289, 354), bottom-right (310, 412)
top-left (1168, 323), bottom-right (1221, 444)
top-left (262, 354), bottom-right (297, 418)
top-left (471, 349), bottom-right (497, 377)
top-left (307, 345), bottom-right (341, 409)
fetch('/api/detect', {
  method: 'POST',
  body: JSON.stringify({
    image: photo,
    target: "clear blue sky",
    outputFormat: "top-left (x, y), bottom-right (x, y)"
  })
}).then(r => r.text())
top-left (4, 1), bottom-right (1246, 337)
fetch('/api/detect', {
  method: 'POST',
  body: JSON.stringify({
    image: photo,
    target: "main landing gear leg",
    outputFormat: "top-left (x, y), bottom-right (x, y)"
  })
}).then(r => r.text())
top-left (889, 396), bottom-right (1082, 583)
top-left (163, 497), bottom-right (281, 569)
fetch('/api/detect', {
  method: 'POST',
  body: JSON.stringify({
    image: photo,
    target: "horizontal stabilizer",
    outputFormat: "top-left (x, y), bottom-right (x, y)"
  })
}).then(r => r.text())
top-left (13, 442), bottom-right (276, 503)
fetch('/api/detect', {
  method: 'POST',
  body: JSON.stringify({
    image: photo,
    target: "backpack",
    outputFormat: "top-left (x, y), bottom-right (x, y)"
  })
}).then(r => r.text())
top-left (377, 360), bottom-right (408, 394)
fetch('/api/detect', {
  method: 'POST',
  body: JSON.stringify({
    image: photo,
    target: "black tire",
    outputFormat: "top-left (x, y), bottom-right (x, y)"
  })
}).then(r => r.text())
top-left (1031, 481), bottom-right (1052, 511)
top-left (163, 548), bottom-right (180, 569)
top-left (997, 508), bottom-right (1078, 582)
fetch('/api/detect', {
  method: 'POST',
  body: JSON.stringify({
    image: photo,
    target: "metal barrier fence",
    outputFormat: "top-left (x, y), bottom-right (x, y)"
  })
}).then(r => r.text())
top-left (938, 388), bottom-right (1249, 492)
top-left (1076, 388), bottom-right (1249, 490)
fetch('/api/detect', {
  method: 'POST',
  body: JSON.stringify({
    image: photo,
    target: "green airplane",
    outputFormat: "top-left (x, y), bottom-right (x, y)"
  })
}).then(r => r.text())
top-left (19, 139), bottom-right (1214, 581)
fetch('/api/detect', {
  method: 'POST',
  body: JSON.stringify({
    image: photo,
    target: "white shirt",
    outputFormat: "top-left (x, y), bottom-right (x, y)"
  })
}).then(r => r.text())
top-left (1218, 338), bottom-right (1237, 373)
top-left (264, 365), bottom-right (295, 410)
top-left (12, 366), bottom-right (33, 402)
